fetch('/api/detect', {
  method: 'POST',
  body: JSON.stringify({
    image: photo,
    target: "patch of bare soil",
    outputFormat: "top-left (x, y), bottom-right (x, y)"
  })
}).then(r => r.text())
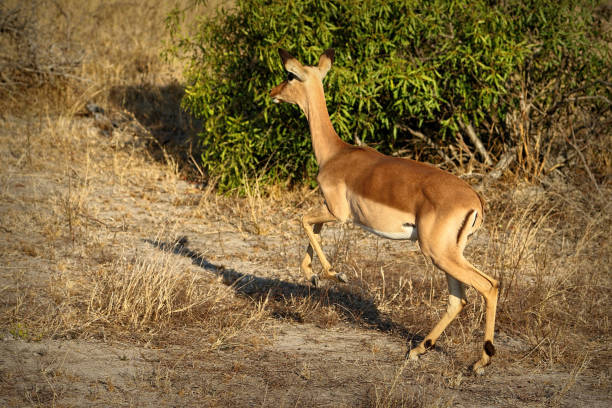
top-left (1, 110), bottom-right (610, 407)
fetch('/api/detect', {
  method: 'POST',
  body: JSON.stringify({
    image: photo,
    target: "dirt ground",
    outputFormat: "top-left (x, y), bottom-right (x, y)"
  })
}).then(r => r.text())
top-left (2, 325), bottom-right (609, 407)
top-left (1, 111), bottom-right (610, 407)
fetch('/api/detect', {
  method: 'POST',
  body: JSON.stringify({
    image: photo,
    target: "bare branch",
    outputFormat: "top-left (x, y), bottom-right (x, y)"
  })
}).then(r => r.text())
top-left (475, 147), bottom-right (516, 191)
top-left (568, 125), bottom-right (603, 199)
top-left (488, 148), bottom-right (517, 180)
top-left (405, 127), bottom-right (454, 165)
top-left (457, 118), bottom-right (493, 166)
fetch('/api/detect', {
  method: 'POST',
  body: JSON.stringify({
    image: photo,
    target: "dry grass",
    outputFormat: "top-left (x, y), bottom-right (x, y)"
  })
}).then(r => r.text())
top-left (89, 248), bottom-right (224, 328)
top-left (0, 1), bottom-right (82, 106)
top-left (0, 0), bottom-right (610, 406)
top-left (0, 110), bottom-right (267, 347)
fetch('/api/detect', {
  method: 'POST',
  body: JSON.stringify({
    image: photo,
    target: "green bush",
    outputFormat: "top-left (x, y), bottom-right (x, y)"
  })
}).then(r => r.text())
top-left (166, 0), bottom-right (610, 191)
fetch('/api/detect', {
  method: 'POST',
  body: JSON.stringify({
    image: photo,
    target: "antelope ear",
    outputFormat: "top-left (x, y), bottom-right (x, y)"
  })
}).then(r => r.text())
top-left (318, 48), bottom-right (335, 78)
top-left (278, 49), bottom-right (295, 66)
top-left (278, 49), bottom-right (306, 81)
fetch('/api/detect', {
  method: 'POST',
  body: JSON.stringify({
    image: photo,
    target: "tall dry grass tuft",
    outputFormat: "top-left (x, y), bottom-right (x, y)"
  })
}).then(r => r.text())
top-left (88, 248), bottom-right (208, 328)
top-left (78, 236), bottom-right (271, 347)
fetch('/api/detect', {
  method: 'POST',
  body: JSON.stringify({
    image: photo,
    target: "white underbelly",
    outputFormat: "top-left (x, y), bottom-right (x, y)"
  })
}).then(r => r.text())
top-left (355, 222), bottom-right (418, 241)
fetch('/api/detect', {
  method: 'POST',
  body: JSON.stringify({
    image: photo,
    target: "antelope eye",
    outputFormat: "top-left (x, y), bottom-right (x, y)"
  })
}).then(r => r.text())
top-left (287, 71), bottom-right (297, 81)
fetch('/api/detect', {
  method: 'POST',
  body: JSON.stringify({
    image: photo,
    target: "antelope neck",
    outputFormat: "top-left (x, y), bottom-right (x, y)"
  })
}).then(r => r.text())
top-left (304, 85), bottom-right (345, 166)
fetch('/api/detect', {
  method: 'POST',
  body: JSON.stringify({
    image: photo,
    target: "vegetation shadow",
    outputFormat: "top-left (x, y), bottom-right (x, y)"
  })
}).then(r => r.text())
top-left (109, 83), bottom-right (202, 172)
top-left (144, 237), bottom-right (421, 349)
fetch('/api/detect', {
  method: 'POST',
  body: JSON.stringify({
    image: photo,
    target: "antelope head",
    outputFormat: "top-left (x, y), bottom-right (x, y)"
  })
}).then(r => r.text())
top-left (269, 48), bottom-right (335, 115)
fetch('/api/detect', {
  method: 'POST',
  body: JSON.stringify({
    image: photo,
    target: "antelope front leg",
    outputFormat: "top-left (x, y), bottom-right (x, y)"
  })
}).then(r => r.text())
top-left (300, 206), bottom-right (346, 286)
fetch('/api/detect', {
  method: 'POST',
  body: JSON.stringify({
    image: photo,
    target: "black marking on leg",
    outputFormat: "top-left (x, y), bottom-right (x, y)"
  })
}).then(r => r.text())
top-left (484, 340), bottom-right (495, 356)
top-left (424, 339), bottom-right (433, 350)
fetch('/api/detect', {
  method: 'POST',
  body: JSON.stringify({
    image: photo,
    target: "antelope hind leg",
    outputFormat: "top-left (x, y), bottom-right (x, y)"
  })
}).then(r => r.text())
top-left (409, 274), bottom-right (466, 360)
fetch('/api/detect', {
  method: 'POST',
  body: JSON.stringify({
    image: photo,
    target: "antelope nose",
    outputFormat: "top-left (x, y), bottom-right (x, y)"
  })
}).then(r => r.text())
top-left (269, 83), bottom-right (283, 102)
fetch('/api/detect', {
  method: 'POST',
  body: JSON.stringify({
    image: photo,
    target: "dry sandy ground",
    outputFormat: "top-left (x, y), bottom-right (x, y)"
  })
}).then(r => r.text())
top-left (0, 113), bottom-right (610, 407)
top-left (3, 325), bottom-right (608, 407)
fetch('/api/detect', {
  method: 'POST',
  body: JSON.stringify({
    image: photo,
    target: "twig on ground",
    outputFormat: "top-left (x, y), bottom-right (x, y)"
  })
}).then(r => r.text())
top-left (476, 148), bottom-right (517, 191)
top-left (568, 125), bottom-right (603, 199)
top-left (487, 148), bottom-right (517, 181)
top-left (458, 118), bottom-right (493, 166)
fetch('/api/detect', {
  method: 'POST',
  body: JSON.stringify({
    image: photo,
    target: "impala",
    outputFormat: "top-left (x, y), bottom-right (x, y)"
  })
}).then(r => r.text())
top-left (269, 48), bottom-right (499, 374)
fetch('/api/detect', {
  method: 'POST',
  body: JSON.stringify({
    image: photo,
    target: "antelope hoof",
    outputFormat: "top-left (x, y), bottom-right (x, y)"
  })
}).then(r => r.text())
top-left (471, 341), bottom-right (494, 374)
top-left (408, 339), bottom-right (432, 361)
top-left (471, 358), bottom-right (489, 375)
top-left (310, 274), bottom-right (320, 288)
top-left (336, 272), bottom-right (348, 283)
top-left (408, 349), bottom-right (420, 361)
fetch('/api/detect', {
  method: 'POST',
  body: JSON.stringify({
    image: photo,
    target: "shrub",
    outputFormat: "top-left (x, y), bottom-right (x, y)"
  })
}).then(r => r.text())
top-left (166, 0), bottom-right (611, 191)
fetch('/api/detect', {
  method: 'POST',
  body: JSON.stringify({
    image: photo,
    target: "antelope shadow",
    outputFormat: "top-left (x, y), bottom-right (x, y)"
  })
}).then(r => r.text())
top-left (144, 237), bottom-right (422, 350)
